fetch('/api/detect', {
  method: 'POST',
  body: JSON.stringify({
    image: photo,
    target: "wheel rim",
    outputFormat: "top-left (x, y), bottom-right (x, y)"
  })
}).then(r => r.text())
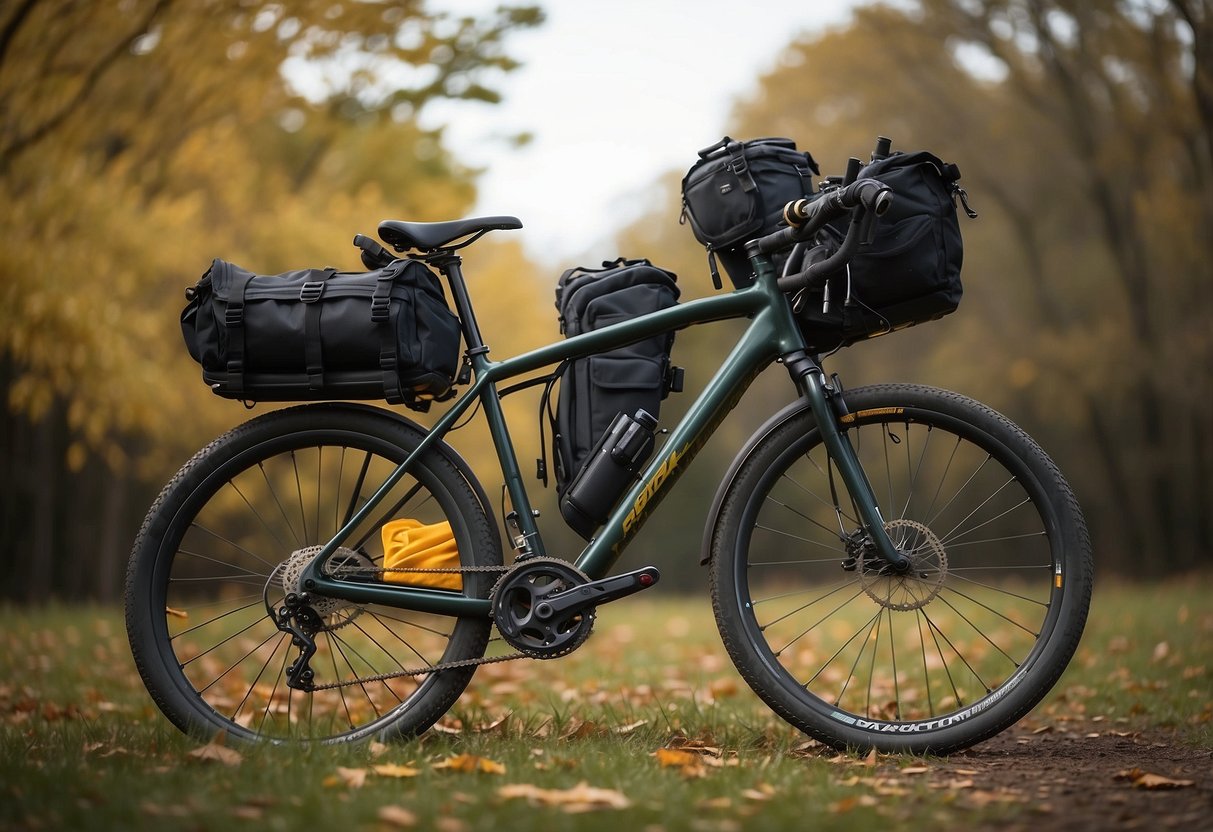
top-left (151, 429), bottom-right (480, 742)
top-left (734, 407), bottom-right (1065, 732)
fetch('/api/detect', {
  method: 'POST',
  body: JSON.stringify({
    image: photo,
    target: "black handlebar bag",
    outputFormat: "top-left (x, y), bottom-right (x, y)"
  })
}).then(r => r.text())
top-left (181, 258), bottom-right (462, 410)
top-left (794, 150), bottom-right (969, 352)
top-left (681, 137), bottom-right (819, 289)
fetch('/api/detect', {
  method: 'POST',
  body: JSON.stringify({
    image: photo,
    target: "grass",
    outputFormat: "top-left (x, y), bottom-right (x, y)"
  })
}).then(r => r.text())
top-left (2, 577), bottom-right (1210, 832)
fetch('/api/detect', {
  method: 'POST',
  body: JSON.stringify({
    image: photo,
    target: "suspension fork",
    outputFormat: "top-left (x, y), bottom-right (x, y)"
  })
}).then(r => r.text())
top-left (784, 352), bottom-right (911, 572)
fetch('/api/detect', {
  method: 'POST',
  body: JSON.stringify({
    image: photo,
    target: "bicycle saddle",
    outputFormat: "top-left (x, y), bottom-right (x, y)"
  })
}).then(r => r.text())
top-left (378, 215), bottom-right (522, 252)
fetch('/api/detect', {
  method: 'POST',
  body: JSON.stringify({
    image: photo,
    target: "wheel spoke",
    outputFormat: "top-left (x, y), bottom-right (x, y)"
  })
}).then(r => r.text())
top-left (259, 461), bottom-right (303, 547)
top-left (170, 599), bottom-right (265, 641)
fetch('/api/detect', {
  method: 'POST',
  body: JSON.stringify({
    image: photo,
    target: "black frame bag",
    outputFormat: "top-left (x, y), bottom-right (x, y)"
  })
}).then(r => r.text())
top-left (552, 258), bottom-right (681, 503)
top-left (681, 137), bottom-right (819, 289)
top-left (794, 150), bottom-right (972, 352)
top-left (181, 257), bottom-right (462, 409)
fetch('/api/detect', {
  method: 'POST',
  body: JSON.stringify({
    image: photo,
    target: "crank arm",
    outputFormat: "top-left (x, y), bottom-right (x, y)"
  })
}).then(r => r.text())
top-left (534, 566), bottom-right (660, 621)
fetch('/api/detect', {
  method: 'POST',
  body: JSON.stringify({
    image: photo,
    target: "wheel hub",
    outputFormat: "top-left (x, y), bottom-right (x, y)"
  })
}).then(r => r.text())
top-left (857, 519), bottom-right (947, 611)
top-left (490, 557), bottom-right (595, 659)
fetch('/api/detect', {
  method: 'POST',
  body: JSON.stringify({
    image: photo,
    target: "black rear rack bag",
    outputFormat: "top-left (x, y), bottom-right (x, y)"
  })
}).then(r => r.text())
top-left (181, 258), bottom-right (462, 410)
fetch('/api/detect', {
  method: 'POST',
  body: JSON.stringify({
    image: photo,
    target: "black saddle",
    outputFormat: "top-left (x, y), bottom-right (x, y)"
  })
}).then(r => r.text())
top-left (378, 215), bottom-right (522, 253)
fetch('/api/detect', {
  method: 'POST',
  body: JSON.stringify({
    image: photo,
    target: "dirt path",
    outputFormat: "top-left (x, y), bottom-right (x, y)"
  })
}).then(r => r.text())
top-left (934, 727), bottom-right (1213, 830)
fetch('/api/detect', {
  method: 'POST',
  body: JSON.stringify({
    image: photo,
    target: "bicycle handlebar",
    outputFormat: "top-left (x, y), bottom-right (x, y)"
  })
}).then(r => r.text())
top-left (749, 178), bottom-right (892, 295)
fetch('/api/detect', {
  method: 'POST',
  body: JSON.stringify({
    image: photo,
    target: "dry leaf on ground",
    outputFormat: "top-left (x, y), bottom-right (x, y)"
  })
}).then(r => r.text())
top-left (433, 754), bottom-right (506, 774)
top-left (322, 766), bottom-right (368, 788)
top-left (372, 763), bottom-right (421, 778)
top-left (1115, 768), bottom-right (1195, 790)
top-left (377, 805), bottom-right (418, 828)
top-left (186, 740), bottom-right (242, 767)
top-left (497, 781), bottom-right (631, 812)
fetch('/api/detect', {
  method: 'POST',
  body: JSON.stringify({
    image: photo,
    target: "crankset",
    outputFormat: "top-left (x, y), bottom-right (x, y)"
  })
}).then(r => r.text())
top-left (491, 558), bottom-right (660, 659)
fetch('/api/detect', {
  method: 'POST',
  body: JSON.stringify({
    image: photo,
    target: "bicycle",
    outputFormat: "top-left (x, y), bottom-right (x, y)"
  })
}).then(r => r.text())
top-left (125, 175), bottom-right (1093, 754)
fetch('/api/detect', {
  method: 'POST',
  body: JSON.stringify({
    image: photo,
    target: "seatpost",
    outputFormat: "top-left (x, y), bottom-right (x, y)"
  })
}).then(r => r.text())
top-left (784, 351), bottom-right (911, 572)
top-left (431, 254), bottom-right (489, 363)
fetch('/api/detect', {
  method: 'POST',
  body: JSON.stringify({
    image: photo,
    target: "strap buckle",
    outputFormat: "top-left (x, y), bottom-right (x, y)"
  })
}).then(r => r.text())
top-left (300, 281), bottom-right (325, 303)
top-left (371, 273), bottom-right (394, 323)
top-left (224, 302), bottom-right (244, 328)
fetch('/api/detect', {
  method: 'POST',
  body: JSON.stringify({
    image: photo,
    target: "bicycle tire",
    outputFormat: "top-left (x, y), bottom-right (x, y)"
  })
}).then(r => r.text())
top-left (709, 384), bottom-right (1092, 754)
top-left (125, 403), bottom-right (501, 744)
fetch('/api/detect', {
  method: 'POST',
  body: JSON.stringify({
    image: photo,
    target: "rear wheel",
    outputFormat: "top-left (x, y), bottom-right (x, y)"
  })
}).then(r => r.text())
top-left (710, 385), bottom-right (1092, 753)
top-left (125, 404), bottom-right (501, 743)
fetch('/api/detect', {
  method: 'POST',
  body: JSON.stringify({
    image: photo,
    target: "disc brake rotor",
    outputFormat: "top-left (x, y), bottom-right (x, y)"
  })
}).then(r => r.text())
top-left (858, 519), bottom-right (948, 611)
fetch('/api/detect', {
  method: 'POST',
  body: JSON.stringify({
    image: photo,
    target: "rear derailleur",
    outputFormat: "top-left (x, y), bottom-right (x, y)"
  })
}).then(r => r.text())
top-left (274, 593), bottom-right (322, 692)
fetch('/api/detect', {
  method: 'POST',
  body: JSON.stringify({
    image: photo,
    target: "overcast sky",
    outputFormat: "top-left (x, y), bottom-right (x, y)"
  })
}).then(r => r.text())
top-left (421, 0), bottom-right (862, 263)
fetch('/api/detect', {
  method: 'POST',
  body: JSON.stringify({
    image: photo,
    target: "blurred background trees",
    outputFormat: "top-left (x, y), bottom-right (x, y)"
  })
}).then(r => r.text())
top-left (0, 0), bottom-right (545, 600)
top-left (1, 0), bottom-right (1208, 601)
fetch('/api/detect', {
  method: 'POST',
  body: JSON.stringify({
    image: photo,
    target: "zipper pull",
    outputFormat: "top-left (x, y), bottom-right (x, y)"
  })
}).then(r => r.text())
top-left (707, 248), bottom-right (723, 290)
top-left (953, 185), bottom-right (978, 219)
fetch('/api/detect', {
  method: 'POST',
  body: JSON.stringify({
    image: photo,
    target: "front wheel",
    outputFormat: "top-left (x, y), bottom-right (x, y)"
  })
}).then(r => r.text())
top-left (709, 385), bottom-right (1092, 754)
top-left (125, 404), bottom-right (502, 744)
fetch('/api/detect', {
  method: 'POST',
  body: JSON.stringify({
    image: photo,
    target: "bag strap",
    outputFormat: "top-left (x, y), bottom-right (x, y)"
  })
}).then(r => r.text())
top-left (725, 140), bottom-right (758, 193)
top-left (224, 265), bottom-right (255, 399)
top-left (372, 266), bottom-right (406, 404)
top-left (302, 268), bottom-right (336, 392)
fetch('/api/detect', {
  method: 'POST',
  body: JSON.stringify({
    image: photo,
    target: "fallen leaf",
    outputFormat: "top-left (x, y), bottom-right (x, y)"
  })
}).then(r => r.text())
top-left (901, 766), bottom-right (930, 775)
top-left (863, 747), bottom-right (878, 767)
top-left (372, 763), bottom-right (421, 778)
top-left (369, 741), bottom-right (389, 758)
top-left (377, 805), bottom-right (418, 828)
top-left (497, 781), bottom-right (631, 811)
top-left (560, 719), bottom-right (606, 740)
top-left (187, 741), bottom-right (242, 767)
top-left (433, 754), bottom-right (505, 775)
top-left (473, 713), bottom-right (511, 734)
top-left (1115, 768), bottom-right (1195, 790)
top-left (741, 784), bottom-right (776, 801)
top-left (654, 747), bottom-right (707, 778)
top-left (1152, 641), bottom-right (1170, 663)
top-left (829, 795), bottom-right (878, 813)
top-left (614, 719), bottom-right (649, 735)
top-left (322, 766), bottom-right (367, 788)
top-left (655, 748), bottom-right (702, 768)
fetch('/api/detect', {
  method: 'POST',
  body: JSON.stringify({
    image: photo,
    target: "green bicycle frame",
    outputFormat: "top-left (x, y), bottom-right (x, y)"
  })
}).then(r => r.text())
top-left (298, 255), bottom-right (903, 616)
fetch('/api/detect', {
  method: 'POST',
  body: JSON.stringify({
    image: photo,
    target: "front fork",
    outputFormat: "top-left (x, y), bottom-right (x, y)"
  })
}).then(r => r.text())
top-left (785, 352), bottom-right (911, 573)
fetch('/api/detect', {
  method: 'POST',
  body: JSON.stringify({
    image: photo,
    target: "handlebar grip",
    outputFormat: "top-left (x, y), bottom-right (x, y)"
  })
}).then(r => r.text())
top-left (756, 225), bottom-right (801, 255)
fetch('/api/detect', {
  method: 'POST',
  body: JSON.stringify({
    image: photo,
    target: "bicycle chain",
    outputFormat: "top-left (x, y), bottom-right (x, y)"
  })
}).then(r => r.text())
top-left (304, 562), bottom-right (526, 691)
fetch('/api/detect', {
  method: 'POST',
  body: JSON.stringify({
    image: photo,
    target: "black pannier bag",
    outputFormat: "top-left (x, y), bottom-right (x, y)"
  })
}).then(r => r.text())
top-left (793, 149), bottom-right (972, 352)
top-left (552, 258), bottom-right (681, 538)
top-left (680, 137), bottom-right (819, 289)
top-left (181, 257), bottom-right (462, 409)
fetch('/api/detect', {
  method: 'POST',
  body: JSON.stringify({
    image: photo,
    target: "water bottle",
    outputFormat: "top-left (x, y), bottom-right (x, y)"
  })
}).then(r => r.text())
top-left (560, 409), bottom-right (659, 539)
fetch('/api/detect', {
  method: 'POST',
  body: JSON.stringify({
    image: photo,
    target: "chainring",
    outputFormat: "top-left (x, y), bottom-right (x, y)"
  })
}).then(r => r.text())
top-left (490, 557), bottom-right (595, 659)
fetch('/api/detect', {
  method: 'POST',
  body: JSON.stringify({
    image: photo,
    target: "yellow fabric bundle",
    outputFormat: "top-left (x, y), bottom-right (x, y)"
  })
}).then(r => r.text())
top-left (380, 519), bottom-right (461, 591)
